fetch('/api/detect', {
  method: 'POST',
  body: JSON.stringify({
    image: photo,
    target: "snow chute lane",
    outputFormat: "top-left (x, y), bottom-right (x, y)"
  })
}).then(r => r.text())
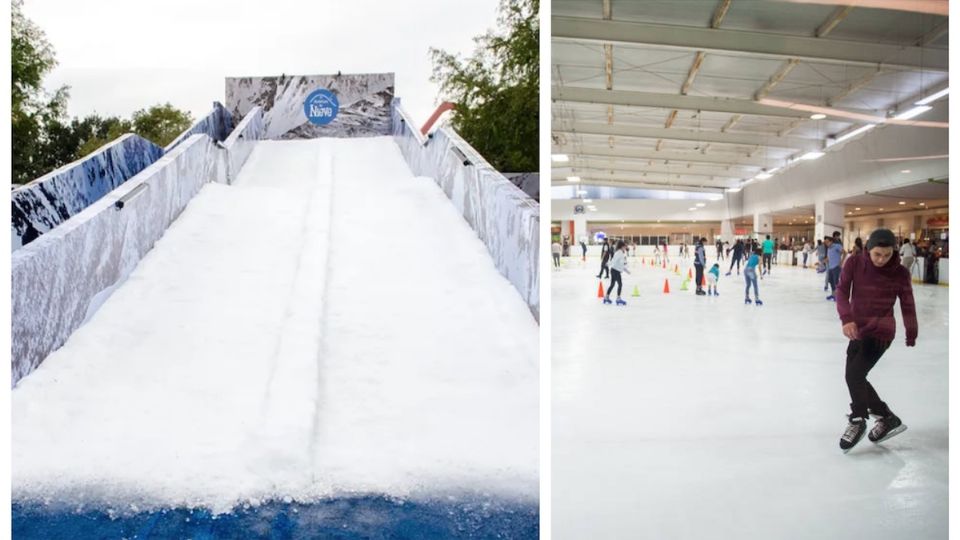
top-left (12, 136), bottom-right (539, 537)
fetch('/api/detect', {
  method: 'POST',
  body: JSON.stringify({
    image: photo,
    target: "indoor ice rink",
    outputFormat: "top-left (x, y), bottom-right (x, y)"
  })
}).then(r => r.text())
top-left (551, 1), bottom-right (949, 538)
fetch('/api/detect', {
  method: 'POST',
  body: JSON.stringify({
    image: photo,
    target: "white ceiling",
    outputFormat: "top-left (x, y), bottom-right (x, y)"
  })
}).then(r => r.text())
top-left (551, 0), bottom-right (949, 195)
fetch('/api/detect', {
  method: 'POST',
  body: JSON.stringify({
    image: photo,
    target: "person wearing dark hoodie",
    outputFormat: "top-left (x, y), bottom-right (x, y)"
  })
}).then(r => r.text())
top-left (596, 239), bottom-right (611, 279)
top-left (694, 238), bottom-right (707, 296)
top-left (726, 239), bottom-right (745, 276)
top-left (835, 228), bottom-right (918, 453)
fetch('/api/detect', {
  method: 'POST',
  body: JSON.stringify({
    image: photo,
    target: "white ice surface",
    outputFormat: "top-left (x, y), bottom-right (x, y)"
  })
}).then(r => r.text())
top-left (552, 256), bottom-right (947, 540)
top-left (12, 137), bottom-right (539, 514)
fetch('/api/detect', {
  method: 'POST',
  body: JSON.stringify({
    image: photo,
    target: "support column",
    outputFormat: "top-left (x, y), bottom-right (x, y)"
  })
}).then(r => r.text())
top-left (815, 200), bottom-right (844, 242)
top-left (720, 219), bottom-right (733, 242)
top-left (754, 212), bottom-right (773, 236)
top-left (573, 215), bottom-right (587, 245)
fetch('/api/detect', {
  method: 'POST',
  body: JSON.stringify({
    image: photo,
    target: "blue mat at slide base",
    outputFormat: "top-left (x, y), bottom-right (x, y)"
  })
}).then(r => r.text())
top-left (13, 496), bottom-right (538, 539)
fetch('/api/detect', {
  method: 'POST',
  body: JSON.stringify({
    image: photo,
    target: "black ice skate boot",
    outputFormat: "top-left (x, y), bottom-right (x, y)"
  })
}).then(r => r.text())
top-left (868, 413), bottom-right (907, 444)
top-left (840, 416), bottom-right (867, 453)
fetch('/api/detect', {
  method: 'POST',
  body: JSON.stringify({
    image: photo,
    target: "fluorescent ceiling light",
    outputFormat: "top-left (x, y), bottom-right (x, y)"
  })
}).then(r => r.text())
top-left (688, 207), bottom-right (697, 211)
top-left (727, 187), bottom-right (742, 193)
top-left (893, 105), bottom-right (932, 120)
top-left (566, 176), bottom-right (581, 182)
top-left (920, 202), bottom-right (926, 206)
top-left (696, 203), bottom-right (706, 207)
top-left (756, 172), bottom-right (773, 180)
top-left (800, 151), bottom-right (825, 160)
top-left (583, 198), bottom-right (593, 203)
top-left (899, 201), bottom-right (906, 205)
top-left (855, 207), bottom-right (861, 210)
top-left (901, 169), bottom-right (911, 173)
top-left (915, 88), bottom-right (949, 105)
top-left (810, 113), bottom-right (826, 120)
top-left (832, 124), bottom-right (877, 144)
top-left (552, 154), bottom-right (569, 162)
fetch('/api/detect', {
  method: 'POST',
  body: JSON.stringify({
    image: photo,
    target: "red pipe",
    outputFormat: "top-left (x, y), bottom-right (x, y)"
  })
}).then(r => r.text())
top-left (421, 102), bottom-right (455, 136)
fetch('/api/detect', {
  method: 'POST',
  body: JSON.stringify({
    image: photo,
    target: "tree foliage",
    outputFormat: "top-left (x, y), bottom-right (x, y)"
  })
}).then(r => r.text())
top-left (11, 1), bottom-right (193, 185)
top-left (131, 103), bottom-right (193, 148)
top-left (12, 0), bottom-right (70, 185)
top-left (430, 0), bottom-right (538, 173)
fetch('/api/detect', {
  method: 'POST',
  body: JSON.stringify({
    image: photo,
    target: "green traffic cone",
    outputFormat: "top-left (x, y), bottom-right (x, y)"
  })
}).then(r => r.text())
top-left (680, 279), bottom-right (689, 291)
top-left (631, 285), bottom-right (640, 297)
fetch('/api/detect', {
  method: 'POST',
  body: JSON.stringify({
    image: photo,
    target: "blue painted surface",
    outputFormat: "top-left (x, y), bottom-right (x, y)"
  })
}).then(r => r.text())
top-left (13, 496), bottom-right (538, 539)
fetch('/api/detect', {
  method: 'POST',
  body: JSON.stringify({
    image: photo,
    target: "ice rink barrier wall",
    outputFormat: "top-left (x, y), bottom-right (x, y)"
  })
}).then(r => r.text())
top-left (391, 100), bottom-right (540, 321)
top-left (12, 135), bottom-right (164, 251)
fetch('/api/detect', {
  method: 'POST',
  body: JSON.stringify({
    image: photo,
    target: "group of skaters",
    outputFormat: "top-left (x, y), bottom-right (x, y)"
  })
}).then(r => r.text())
top-left (587, 230), bottom-right (920, 454)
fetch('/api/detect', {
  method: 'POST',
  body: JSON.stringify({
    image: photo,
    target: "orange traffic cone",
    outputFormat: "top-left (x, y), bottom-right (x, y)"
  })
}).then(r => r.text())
top-left (674, 264), bottom-right (679, 273)
top-left (663, 278), bottom-right (670, 293)
top-left (598, 281), bottom-right (605, 298)
top-left (688, 268), bottom-right (693, 279)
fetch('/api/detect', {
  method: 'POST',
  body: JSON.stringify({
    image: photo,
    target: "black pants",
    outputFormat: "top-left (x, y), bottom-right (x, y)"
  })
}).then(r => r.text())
top-left (762, 253), bottom-right (772, 272)
top-left (728, 255), bottom-right (741, 273)
top-left (597, 260), bottom-right (609, 278)
top-left (553, 253), bottom-right (560, 267)
top-left (694, 263), bottom-right (704, 291)
top-left (845, 338), bottom-right (893, 419)
top-left (607, 269), bottom-right (622, 297)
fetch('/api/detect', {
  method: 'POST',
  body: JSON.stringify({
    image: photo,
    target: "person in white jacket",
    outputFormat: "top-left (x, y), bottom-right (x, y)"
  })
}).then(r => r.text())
top-left (900, 238), bottom-right (916, 276)
top-left (603, 240), bottom-right (631, 305)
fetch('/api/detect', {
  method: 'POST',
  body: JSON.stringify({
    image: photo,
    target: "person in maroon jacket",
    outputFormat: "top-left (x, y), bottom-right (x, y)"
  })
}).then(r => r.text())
top-left (836, 229), bottom-right (918, 453)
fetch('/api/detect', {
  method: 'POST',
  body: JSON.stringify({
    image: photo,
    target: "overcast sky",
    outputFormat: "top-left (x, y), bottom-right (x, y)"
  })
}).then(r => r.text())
top-left (22, 0), bottom-right (501, 127)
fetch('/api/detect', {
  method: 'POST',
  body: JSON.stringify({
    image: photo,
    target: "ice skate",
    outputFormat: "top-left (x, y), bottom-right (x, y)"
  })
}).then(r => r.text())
top-left (826, 295), bottom-right (836, 301)
top-left (602, 296), bottom-right (613, 305)
top-left (869, 414), bottom-right (907, 444)
top-left (755, 299), bottom-right (763, 306)
top-left (616, 298), bottom-right (627, 306)
top-left (840, 416), bottom-right (868, 453)
top-left (744, 298), bottom-right (752, 305)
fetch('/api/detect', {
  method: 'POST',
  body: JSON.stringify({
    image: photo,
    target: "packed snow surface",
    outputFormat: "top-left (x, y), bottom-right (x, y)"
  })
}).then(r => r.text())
top-left (12, 137), bottom-right (539, 514)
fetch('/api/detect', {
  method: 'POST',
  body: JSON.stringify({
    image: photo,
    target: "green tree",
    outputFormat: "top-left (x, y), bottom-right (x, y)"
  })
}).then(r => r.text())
top-left (430, 0), bottom-right (539, 173)
top-left (12, 0), bottom-right (70, 185)
top-left (130, 103), bottom-right (193, 148)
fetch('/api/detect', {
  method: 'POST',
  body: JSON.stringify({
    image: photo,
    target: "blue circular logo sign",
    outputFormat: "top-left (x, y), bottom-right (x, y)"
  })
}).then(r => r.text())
top-left (304, 89), bottom-right (339, 125)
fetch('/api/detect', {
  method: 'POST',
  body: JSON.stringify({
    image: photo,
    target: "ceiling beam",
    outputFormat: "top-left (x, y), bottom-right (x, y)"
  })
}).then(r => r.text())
top-left (711, 0), bottom-right (733, 28)
top-left (917, 19), bottom-right (948, 46)
top-left (754, 59), bottom-right (801, 100)
top-left (555, 165), bottom-right (746, 180)
top-left (553, 16), bottom-right (948, 71)
top-left (553, 146), bottom-right (779, 167)
top-left (681, 52), bottom-right (706, 96)
top-left (825, 68), bottom-right (884, 106)
top-left (553, 86), bottom-right (879, 119)
top-left (557, 121), bottom-right (822, 150)
top-left (554, 177), bottom-right (732, 193)
top-left (815, 5), bottom-right (854, 37)
top-left (721, 115), bottom-right (742, 132)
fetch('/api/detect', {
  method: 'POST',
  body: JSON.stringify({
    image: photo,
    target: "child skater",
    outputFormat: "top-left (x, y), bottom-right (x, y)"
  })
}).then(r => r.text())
top-left (744, 247), bottom-right (763, 306)
top-left (707, 263), bottom-right (720, 296)
top-left (603, 240), bottom-right (631, 306)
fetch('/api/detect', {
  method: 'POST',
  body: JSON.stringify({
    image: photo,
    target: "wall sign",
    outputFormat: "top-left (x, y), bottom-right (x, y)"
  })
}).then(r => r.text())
top-left (304, 89), bottom-right (340, 125)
